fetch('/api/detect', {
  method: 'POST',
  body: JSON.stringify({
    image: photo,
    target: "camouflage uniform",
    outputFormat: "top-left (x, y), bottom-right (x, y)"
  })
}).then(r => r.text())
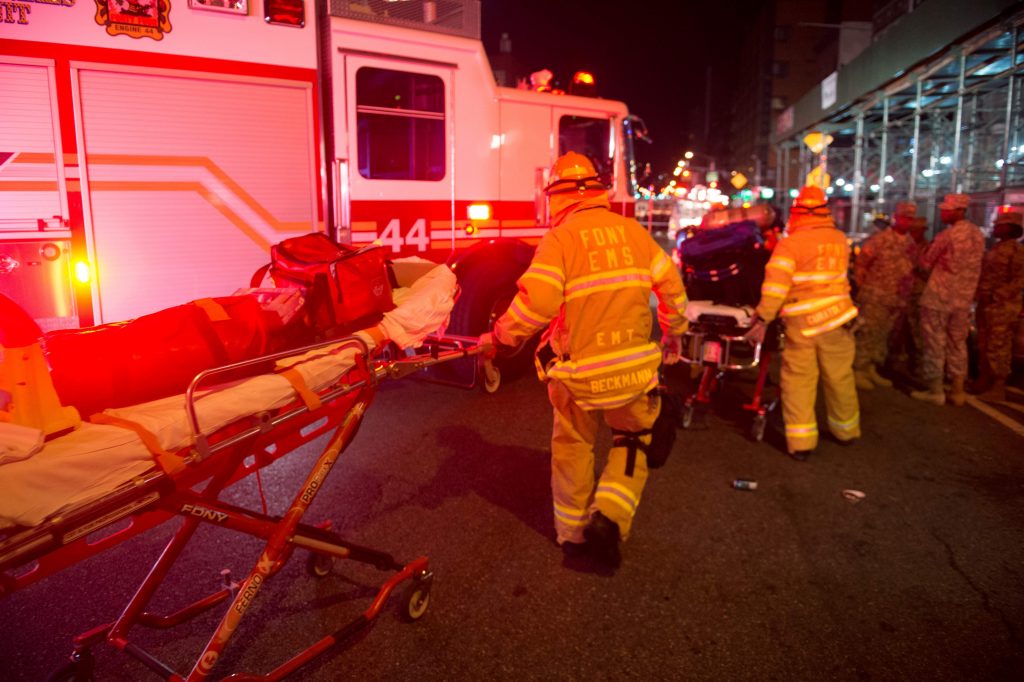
top-left (976, 239), bottom-right (1024, 380)
top-left (904, 236), bottom-right (930, 371)
top-left (853, 228), bottom-right (913, 371)
top-left (918, 219), bottom-right (985, 383)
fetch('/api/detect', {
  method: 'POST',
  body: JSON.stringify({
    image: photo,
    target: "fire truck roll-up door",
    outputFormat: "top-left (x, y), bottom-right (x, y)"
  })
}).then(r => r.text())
top-left (333, 52), bottom-right (455, 259)
top-left (0, 59), bottom-right (76, 333)
top-left (74, 66), bottom-right (319, 324)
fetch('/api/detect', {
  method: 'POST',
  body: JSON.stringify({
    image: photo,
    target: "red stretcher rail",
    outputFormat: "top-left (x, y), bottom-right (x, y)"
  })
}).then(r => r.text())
top-left (0, 334), bottom-right (496, 681)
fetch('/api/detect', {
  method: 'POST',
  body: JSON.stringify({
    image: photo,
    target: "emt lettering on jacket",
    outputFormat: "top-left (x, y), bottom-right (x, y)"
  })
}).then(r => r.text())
top-left (580, 225), bottom-right (634, 272)
top-left (596, 328), bottom-right (637, 346)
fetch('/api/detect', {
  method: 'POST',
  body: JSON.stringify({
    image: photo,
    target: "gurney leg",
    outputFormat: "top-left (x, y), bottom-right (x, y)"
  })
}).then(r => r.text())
top-left (743, 349), bottom-right (773, 414)
top-left (743, 350), bottom-right (776, 442)
top-left (187, 397), bottom-right (372, 681)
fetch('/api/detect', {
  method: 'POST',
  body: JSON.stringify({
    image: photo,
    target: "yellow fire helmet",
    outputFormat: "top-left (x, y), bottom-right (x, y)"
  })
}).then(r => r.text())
top-left (790, 185), bottom-right (830, 217)
top-left (543, 151), bottom-right (606, 195)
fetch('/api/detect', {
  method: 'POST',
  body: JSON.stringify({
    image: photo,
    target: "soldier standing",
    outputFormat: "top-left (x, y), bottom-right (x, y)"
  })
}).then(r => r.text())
top-left (911, 194), bottom-right (985, 406)
top-left (972, 210), bottom-right (1024, 401)
top-left (890, 216), bottom-right (931, 378)
top-left (852, 202), bottom-right (916, 390)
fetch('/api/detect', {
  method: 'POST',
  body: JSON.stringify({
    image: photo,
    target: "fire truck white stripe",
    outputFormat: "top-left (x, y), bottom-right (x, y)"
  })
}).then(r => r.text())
top-left (500, 228), bottom-right (547, 237)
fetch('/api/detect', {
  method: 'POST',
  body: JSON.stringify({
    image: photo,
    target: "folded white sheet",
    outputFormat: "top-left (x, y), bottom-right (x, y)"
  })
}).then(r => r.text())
top-left (0, 422), bottom-right (45, 465)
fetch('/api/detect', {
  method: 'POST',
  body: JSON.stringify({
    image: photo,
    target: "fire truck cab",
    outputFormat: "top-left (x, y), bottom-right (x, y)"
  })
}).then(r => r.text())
top-left (0, 0), bottom-right (641, 342)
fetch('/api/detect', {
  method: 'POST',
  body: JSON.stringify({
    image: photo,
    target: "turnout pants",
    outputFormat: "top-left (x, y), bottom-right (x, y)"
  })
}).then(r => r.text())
top-left (548, 380), bottom-right (660, 545)
top-left (780, 325), bottom-right (861, 453)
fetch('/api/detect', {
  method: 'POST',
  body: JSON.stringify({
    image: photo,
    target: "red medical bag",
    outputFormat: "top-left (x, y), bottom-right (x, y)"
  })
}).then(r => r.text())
top-left (257, 233), bottom-right (395, 336)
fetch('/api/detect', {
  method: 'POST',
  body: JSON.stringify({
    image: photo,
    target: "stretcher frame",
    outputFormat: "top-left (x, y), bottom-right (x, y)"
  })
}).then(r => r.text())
top-left (678, 319), bottom-right (780, 442)
top-left (0, 334), bottom-right (491, 681)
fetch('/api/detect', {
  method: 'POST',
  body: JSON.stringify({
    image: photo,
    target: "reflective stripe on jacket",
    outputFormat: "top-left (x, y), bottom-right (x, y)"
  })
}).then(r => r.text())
top-left (495, 194), bottom-right (688, 409)
top-left (755, 215), bottom-right (857, 337)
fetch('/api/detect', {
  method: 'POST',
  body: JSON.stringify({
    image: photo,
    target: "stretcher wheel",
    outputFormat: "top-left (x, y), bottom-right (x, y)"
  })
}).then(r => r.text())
top-left (481, 361), bottom-right (501, 394)
top-left (306, 552), bottom-right (335, 578)
top-left (681, 404), bottom-right (695, 429)
top-left (400, 574), bottom-right (433, 622)
top-left (750, 414), bottom-right (767, 442)
top-left (46, 653), bottom-right (95, 682)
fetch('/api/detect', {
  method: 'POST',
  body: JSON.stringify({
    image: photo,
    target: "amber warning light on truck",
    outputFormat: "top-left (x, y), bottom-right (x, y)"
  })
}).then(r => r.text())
top-left (467, 203), bottom-right (491, 221)
top-left (74, 261), bottom-right (91, 284)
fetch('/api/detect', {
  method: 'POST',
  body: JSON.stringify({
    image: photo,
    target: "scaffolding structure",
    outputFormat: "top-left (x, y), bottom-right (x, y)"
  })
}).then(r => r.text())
top-left (774, 4), bottom-right (1024, 236)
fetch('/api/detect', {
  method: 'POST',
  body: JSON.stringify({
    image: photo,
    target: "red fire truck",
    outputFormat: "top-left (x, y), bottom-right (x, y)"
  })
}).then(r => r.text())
top-left (0, 0), bottom-right (644, 341)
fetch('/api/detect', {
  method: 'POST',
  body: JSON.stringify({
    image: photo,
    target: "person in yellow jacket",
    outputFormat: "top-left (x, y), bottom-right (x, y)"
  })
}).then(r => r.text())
top-left (748, 186), bottom-right (860, 459)
top-left (481, 152), bottom-right (689, 568)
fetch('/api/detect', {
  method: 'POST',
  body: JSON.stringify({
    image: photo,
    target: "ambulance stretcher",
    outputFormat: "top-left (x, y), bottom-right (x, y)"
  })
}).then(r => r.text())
top-left (677, 300), bottom-right (780, 442)
top-left (0, 262), bottom-right (497, 681)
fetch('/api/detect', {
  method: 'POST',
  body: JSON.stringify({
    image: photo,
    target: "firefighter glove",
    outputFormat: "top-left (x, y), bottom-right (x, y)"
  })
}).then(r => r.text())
top-left (478, 332), bottom-right (498, 360)
top-left (743, 316), bottom-right (767, 345)
top-left (661, 334), bottom-right (683, 366)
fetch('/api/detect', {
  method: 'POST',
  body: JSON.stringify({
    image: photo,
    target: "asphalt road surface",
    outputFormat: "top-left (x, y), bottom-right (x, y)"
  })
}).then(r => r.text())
top-left (2, 360), bottom-right (1023, 681)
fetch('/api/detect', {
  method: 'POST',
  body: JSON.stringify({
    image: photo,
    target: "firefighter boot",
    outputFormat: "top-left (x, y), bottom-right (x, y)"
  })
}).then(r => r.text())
top-left (867, 364), bottom-right (892, 388)
top-left (583, 511), bottom-right (621, 569)
top-left (976, 378), bottom-right (1006, 402)
top-left (948, 376), bottom-right (968, 407)
top-left (854, 370), bottom-right (875, 391)
top-left (911, 379), bottom-right (945, 406)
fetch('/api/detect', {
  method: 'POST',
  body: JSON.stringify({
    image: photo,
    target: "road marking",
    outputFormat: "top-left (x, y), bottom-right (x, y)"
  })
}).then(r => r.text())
top-left (965, 396), bottom-right (1024, 437)
top-left (994, 400), bottom-right (1024, 415)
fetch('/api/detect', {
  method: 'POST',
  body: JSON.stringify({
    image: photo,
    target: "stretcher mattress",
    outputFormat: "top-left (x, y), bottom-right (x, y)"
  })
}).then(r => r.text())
top-left (0, 260), bottom-right (456, 529)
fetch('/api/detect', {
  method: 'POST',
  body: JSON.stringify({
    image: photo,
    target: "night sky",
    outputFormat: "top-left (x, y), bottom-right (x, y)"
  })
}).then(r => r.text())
top-left (480, 0), bottom-right (758, 180)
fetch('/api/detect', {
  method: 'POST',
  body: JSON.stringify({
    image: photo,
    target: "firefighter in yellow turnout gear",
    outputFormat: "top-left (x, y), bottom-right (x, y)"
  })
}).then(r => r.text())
top-left (751, 186), bottom-right (860, 459)
top-left (483, 152), bottom-right (689, 568)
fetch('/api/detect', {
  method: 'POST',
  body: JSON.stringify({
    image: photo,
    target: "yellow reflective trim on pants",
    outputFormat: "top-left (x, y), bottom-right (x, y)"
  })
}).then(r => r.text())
top-left (553, 501), bottom-right (589, 527)
top-left (828, 412), bottom-right (860, 431)
top-left (595, 481), bottom-right (639, 516)
top-left (784, 422), bottom-right (819, 436)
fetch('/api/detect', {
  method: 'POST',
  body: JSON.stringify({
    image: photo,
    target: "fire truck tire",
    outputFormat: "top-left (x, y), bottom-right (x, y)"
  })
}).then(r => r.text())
top-left (449, 262), bottom-right (536, 377)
